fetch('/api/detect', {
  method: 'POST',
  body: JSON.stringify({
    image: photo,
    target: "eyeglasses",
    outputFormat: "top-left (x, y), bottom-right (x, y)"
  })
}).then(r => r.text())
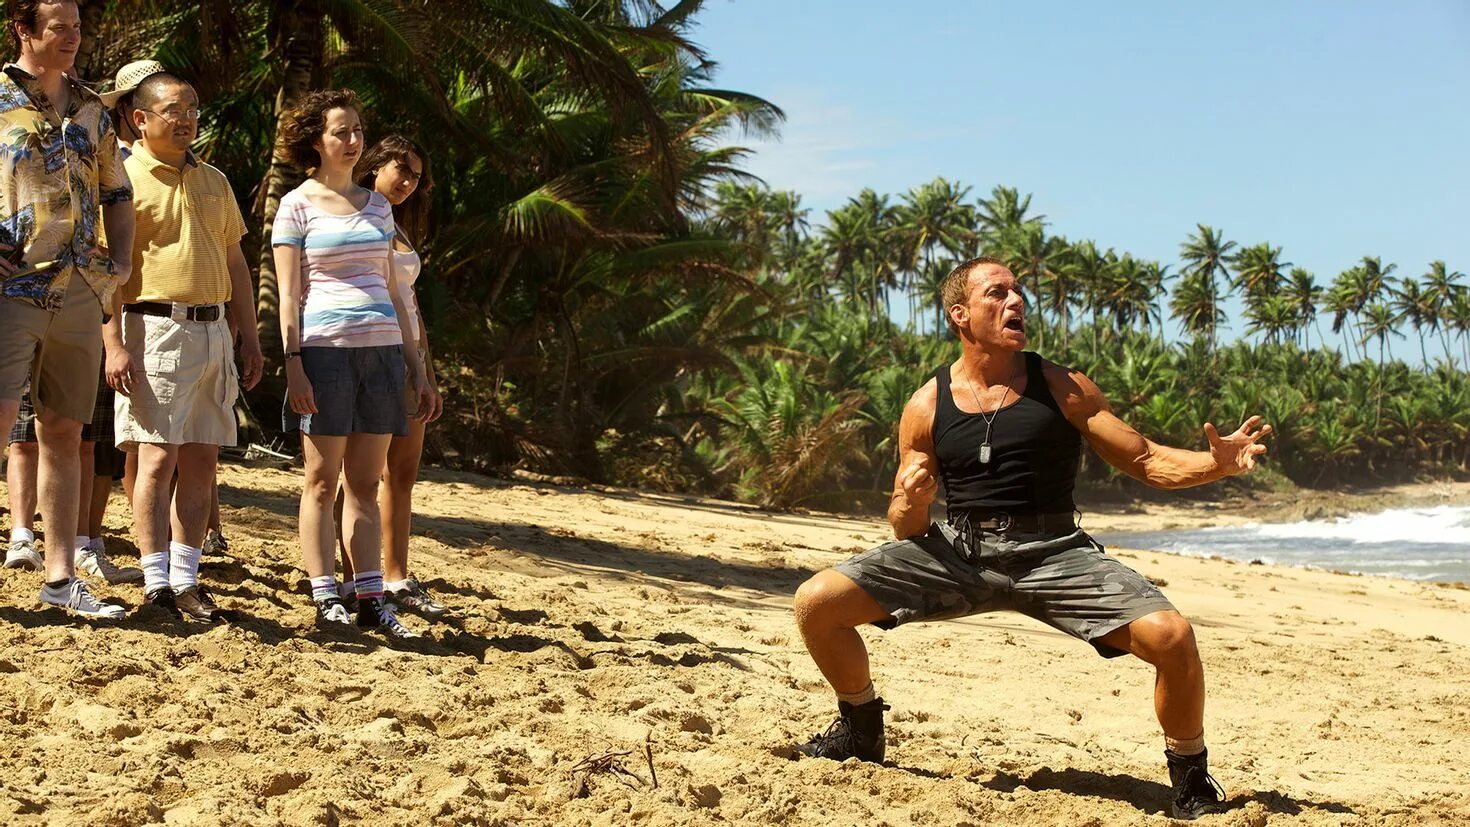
top-left (142, 107), bottom-right (201, 124)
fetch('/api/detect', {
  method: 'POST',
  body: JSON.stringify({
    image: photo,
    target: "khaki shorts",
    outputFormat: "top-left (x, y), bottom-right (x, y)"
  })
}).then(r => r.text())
top-left (114, 310), bottom-right (239, 448)
top-left (0, 274), bottom-right (105, 423)
top-left (834, 522), bottom-right (1176, 658)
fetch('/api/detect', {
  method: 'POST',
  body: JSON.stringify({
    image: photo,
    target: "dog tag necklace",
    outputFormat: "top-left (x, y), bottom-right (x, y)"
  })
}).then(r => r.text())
top-left (965, 363), bottom-right (1019, 464)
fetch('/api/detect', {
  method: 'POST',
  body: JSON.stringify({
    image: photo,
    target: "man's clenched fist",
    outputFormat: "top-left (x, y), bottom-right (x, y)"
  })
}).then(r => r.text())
top-left (899, 462), bottom-right (938, 506)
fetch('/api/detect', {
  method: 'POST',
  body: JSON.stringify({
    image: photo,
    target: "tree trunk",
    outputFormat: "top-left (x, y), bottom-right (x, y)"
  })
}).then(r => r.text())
top-left (75, 0), bottom-right (107, 82)
top-left (256, 0), bottom-right (326, 359)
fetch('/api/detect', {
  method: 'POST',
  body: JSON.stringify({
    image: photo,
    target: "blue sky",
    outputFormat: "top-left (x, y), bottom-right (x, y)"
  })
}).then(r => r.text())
top-left (692, 1), bottom-right (1470, 359)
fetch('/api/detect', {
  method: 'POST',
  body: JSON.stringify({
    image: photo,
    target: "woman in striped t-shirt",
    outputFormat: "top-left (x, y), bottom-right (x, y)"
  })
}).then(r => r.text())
top-left (271, 89), bottom-right (430, 638)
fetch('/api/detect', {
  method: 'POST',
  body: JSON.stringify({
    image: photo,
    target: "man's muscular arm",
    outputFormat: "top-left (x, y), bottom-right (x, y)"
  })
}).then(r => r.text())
top-left (887, 379), bottom-right (941, 538)
top-left (1045, 362), bottom-right (1271, 490)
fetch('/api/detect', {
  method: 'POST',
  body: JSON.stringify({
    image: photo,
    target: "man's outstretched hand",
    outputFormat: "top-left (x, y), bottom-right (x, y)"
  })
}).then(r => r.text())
top-left (1204, 415), bottom-right (1273, 476)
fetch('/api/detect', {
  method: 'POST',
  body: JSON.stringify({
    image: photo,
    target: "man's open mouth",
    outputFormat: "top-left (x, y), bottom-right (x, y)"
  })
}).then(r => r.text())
top-left (1004, 317), bottom-right (1025, 332)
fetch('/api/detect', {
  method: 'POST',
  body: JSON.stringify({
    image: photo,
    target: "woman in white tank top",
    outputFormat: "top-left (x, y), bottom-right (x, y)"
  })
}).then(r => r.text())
top-left (335, 135), bottom-right (449, 618)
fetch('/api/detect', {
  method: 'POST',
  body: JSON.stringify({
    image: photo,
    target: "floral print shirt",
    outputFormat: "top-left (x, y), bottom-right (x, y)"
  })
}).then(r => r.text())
top-left (0, 63), bottom-right (132, 311)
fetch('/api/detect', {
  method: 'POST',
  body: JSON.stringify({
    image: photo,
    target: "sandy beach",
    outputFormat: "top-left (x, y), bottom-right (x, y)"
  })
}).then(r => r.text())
top-left (1, 464), bottom-right (1467, 826)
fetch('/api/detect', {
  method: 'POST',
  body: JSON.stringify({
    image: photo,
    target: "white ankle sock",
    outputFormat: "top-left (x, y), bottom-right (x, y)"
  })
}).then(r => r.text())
top-left (384, 578), bottom-right (410, 593)
top-left (141, 552), bottom-right (169, 593)
top-left (1166, 732), bottom-right (1206, 756)
top-left (168, 541), bottom-right (202, 590)
top-left (311, 575), bottom-right (339, 604)
top-left (354, 570), bottom-right (384, 601)
top-left (837, 682), bottom-right (877, 706)
top-left (11, 527), bottom-right (35, 544)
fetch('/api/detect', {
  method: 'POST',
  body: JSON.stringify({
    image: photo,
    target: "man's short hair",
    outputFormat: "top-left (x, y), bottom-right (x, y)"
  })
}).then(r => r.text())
top-left (276, 88), bottom-right (362, 171)
top-left (5, 0), bottom-right (50, 51)
top-left (132, 72), bottom-right (192, 112)
top-left (940, 255), bottom-right (1010, 333)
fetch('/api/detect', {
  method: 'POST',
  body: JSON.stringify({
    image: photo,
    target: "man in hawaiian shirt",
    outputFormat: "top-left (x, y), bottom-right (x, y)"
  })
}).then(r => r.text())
top-left (0, 0), bottom-right (135, 618)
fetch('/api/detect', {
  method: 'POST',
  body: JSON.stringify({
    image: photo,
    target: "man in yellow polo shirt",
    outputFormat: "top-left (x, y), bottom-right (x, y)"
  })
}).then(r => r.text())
top-left (102, 72), bottom-right (264, 622)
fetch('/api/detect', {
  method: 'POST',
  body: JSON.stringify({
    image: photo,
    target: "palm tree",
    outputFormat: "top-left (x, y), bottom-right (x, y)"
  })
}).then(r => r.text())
top-left (1169, 269), bottom-right (1224, 348)
top-left (1285, 267), bottom-right (1321, 349)
top-left (1390, 276), bottom-right (1439, 368)
top-left (1231, 242), bottom-right (1290, 301)
top-left (1447, 289), bottom-right (1470, 370)
top-left (1244, 295), bottom-right (1298, 346)
top-left (1071, 240), bottom-right (1115, 352)
top-left (1360, 302), bottom-right (1405, 368)
top-left (1423, 260), bottom-right (1466, 364)
top-left (994, 221), bottom-right (1068, 345)
top-left (893, 178), bottom-right (976, 328)
top-left (975, 185), bottom-right (1041, 246)
top-left (1178, 224), bottom-right (1236, 352)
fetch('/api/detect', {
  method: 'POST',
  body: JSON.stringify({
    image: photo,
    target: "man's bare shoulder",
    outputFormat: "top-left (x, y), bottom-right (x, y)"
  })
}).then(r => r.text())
top-left (1038, 356), bottom-right (1105, 417)
top-left (898, 376), bottom-right (939, 441)
top-left (909, 375), bottom-right (939, 407)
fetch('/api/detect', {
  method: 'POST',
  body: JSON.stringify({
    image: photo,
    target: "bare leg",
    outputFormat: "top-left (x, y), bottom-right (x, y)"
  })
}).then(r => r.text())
top-left (133, 444), bottom-right (181, 557)
top-left (380, 418), bottom-right (426, 583)
top-left (340, 432), bottom-right (392, 579)
top-left (122, 450), bottom-right (137, 506)
top-left (1098, 610), bottom-right (1206, 740)
top-left (793, 569), bottom-right (892, 694)
top-left (75, 440), bottom-right (95, 541)
top-left (334, 485), bottom-right (353, 580)
top-left (34, 409), bottom-right (83, 582)
top-left (6, 440), bottom-right (38, 534)
top-left (300, 434), bottom-right (348, 579)
top-left (170, 444), bottom-right (218, 549)
top-left (208, 477), bottom-right (222, 533)
top-left (87, 473), bottom-right (110, 539)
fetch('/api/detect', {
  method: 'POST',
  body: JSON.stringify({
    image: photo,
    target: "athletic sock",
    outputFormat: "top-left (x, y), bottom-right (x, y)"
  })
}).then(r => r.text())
top-left (86, 537), bottom-right (104, 552)
top-left (73, 536), bottom-right (92, 554)
top-left (837, 682), bottom-right (877, 706)
top-left (353, 570), bottom-right (384, 602)
top-left (44, 577), bottom-right (70, 591)
top-left (1166, 732), bottom-right (1206, 757)
top-left (141, 552), bottom-right (170, 594)
top-left (310, 575), bottom-right (339, 604)
top-left (11, 527), bottom-right (35, 544)
top-left (168, 541), bottom-right (203, 590)
top-left (384, 578), bottom-right (410, 593)
top-left (337, 580), bottom-right (355, 600)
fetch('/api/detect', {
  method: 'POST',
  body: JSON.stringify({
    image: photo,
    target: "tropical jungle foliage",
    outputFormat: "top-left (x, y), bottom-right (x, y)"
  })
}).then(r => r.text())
top-left (49, 1), bottom-right (1470, 508)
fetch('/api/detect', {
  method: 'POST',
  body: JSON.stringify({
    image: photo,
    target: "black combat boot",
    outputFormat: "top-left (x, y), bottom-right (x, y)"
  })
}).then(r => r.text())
top-left (795, 698), bottom-right (889, 763)
top-left (1166, 747), bottom-right (1227, 819)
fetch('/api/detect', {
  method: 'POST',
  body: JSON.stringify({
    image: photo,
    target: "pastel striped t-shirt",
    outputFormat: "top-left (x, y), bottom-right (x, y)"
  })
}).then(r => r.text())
top-left (271, 187), bottom-right (402, 348)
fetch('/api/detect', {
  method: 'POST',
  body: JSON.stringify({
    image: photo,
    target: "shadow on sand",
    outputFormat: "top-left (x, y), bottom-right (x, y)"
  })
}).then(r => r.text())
top-left (977, 767), bottom-right (1356, 818)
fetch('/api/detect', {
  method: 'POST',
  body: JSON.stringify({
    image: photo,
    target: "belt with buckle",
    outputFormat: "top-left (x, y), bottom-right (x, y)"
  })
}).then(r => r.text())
top-left (950, 510), bottom-right (1078, 535)
top-left (125, 301), bottom-right (223, 323)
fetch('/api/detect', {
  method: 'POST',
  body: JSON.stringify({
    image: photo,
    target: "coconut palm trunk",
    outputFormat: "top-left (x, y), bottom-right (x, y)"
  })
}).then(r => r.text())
top-left (255, 0), bottom-right (326, 357)
top-left (75, 0), bottom-right (107, 81)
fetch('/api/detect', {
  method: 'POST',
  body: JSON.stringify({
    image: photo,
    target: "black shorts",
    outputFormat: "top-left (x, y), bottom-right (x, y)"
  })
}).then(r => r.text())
top-left (834, 522), bottom-right (1176, 658)
top-left (282, 345), bottom-right (407, 437)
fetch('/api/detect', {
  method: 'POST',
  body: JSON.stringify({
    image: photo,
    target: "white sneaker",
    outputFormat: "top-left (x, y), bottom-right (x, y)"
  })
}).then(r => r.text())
top-left (5, 539), bottom-right (43, 570)
top-left (39, 578), bottom-right (127, 619)
top-left (75, 547), bottom-right (144, 585)
top-left (314, 598), bottom-right (353, 628)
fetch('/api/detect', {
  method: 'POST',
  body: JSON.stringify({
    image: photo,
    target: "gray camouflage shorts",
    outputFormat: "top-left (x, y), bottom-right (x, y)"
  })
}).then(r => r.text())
top-left (834, 522), bottom-right (1175, 658)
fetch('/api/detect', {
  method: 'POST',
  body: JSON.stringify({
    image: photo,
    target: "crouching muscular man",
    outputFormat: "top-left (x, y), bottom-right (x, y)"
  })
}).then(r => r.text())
top-left (792, 256), bottom-right (1271, 820)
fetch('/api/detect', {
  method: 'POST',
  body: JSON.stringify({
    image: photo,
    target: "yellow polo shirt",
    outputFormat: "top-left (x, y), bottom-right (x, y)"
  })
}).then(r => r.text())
top-left (122, 143), bottom-right (247, 305)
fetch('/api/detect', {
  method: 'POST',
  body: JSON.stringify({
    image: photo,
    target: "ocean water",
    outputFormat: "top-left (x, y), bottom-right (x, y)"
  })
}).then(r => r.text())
top-left (1093, 504), bottom-right (1470, 583)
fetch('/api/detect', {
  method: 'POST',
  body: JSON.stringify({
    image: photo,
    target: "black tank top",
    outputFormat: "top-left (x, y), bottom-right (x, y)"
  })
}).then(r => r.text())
top-left (932, 351), bottom-right (1082, 517)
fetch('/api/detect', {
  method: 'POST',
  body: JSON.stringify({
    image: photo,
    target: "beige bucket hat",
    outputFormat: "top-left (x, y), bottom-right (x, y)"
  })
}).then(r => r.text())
top-left (100, 59), bottom-right (166, 107)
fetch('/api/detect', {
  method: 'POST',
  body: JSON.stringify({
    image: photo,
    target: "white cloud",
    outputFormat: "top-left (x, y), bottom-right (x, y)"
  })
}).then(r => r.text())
top-left (721, 87), bottom-right (902, 205)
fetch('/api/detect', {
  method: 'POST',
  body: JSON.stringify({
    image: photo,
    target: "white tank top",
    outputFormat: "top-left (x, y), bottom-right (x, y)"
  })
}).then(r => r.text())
top-left (393, 241), bottom-right (423, 345)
